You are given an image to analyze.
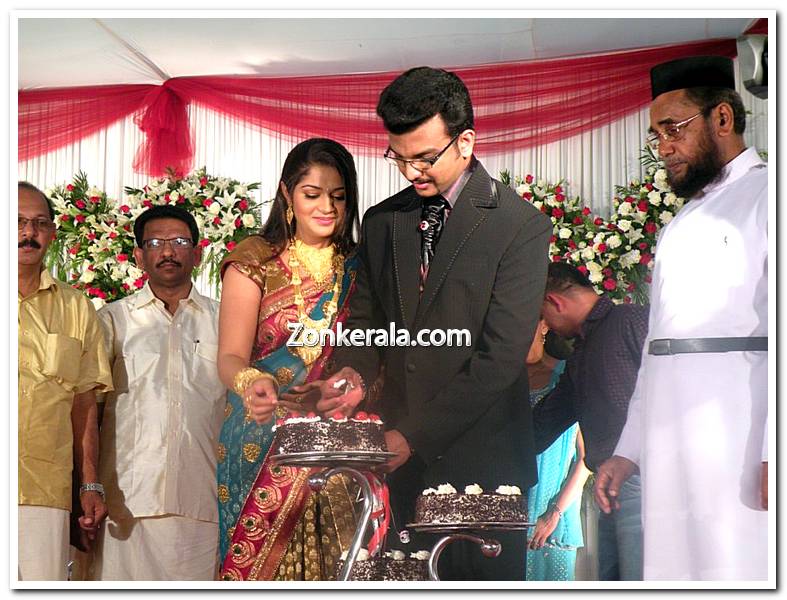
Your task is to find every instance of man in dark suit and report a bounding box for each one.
[309,67,551,579]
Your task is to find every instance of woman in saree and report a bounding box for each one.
[216,138,362,580]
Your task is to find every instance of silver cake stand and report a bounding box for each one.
[272,450,397,581]
[407,522,533,581]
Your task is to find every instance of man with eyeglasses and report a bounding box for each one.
[595,56,768,580]
[310,66,552,580]
[90,205,226,580]
[18,182,113,580]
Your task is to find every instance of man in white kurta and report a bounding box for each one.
[594,56,768,581]
[91,206,227,580]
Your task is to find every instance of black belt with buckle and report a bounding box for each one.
[648,337,768,356]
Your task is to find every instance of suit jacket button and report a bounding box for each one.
[407,363,416,373]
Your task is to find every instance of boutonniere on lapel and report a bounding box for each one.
[419,220,430,231]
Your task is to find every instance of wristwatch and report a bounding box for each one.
[79,482,105,500]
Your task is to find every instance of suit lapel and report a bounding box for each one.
[392,191,422,331]
[415,165,497,327]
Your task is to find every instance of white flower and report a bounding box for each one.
[532,200,543,210]
[648,190,662,206]
[79,269,96,283]
[626,228,644,244]
[659,211,673,225]
[588,270,603,284]
[169,190,180,201]
[581,247,595,260]
[515,184,531,196]
[570,251,580,262]
[242,214,256,228]
[653,169,670,191]
[464,484,483,495]
[578,241,587,249]
[411,550,431,561]
[390,550,405,561]
[618,202,633,216]
[586,261,602,273]
[90,297,106,311]
[127,265,144,280]
[357,549,370,561]
[619,249,642,268]
[606,235,622,249]
[550,217,557,225]
[617,219,631,232]
[208,201,222,215]
[233,184,248,197]
[537,179,546,188]
[495,485,522,496]
[436,483,457,495]
[675,197,685,209]
[558,227,572,239]
[663,192,677,207]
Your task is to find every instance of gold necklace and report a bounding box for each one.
[288,240,344,365]
[292,239,335,288]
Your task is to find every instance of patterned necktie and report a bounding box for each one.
[420,195,450,287]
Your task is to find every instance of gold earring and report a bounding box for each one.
[541,332,547,346]
[286,205,294,227]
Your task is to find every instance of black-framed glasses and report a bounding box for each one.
[141,237,194,250]
[18,217,54,231]
[383,134,460,171]
[646,111,705,150]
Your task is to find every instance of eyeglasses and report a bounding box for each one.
[18,217,54,231]
[646,111,705,150]
[383,134,460,171]
[141,237,195,250]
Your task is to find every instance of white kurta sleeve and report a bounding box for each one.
[761,415,768,462]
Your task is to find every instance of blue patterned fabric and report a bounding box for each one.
[526,361,585,581]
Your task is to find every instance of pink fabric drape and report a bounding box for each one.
[18,38,737,177]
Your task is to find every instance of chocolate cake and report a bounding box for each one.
[413,484,528,524]
[335,549,430,581]
[274,411,387,454]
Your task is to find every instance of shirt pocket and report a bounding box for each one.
[41,333,83,391]
[191,341,224,397]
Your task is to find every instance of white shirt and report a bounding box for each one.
[615,147,768,580]
[98,283,226,523]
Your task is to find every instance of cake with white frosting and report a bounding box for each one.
[413,483,528,524]
[274,411,386,454]
[335,548,430,581]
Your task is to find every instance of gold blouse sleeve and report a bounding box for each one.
[219,235,277,292]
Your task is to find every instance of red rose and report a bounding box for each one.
[552,208,564,218]
[123,224,131,232]
[199,239,210,248]
[72,274,79,281]
[594,217,604,226]
[549,235,557,243]
[525,174,533,184]
[60,214,71,223]
[552,255,562,262]
[645,183,654,191]
[568,240,577,249]
[86,232,96,240]
[90,196,100,204]
[122,283,130,290]
[238,199,249,211]
[226,241,237,252]
[577,265,588,275]
[176,197,185,204]
[523,192,533,200]
[117,254,128,262]
[603,278,616,291]
[573,216,582,225]
[638,242,649,250]
[213,216,221,225]
[607,223,617,230]
[97,290,108,300]
[625,196,635,204]
[235,218,242,228]
[68,246,79,255]
[644,222,657,234]
[119,205,130,213]
[624,296,632,304]
[637,200,648,212]
[597,243,607,253]
[627,283,636,292]
[602,267,612,277]
[66,184,74,192]
[639,253,652,265]
[142,200,153,209]
[555,194,565,203]
[109,232,118,239]
[133,278,145,289]
[199,177,208,186]
[75,214,86,223]
[555,185,563,194]
[203,199,213,208]
[582,207,591,216]
[75,199,86,209]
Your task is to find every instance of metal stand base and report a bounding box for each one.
[427,534,502,581]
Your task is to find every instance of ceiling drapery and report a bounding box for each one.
[19,38,737,177]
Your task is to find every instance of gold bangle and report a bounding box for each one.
[233,367,279,397]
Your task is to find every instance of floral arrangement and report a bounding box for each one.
[500,147,684,304]
[46,168,262,306]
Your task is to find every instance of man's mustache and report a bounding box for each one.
[19,239,41,249]
[156,259,181,268]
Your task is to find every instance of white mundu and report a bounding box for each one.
[92,283,227,580]
[615,147,768,581]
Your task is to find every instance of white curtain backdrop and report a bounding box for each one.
[18,61,768,300]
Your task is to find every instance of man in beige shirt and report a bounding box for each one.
[18,182,113,581]
[92,205,226,580]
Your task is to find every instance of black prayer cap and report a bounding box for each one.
[650,55,736,100]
